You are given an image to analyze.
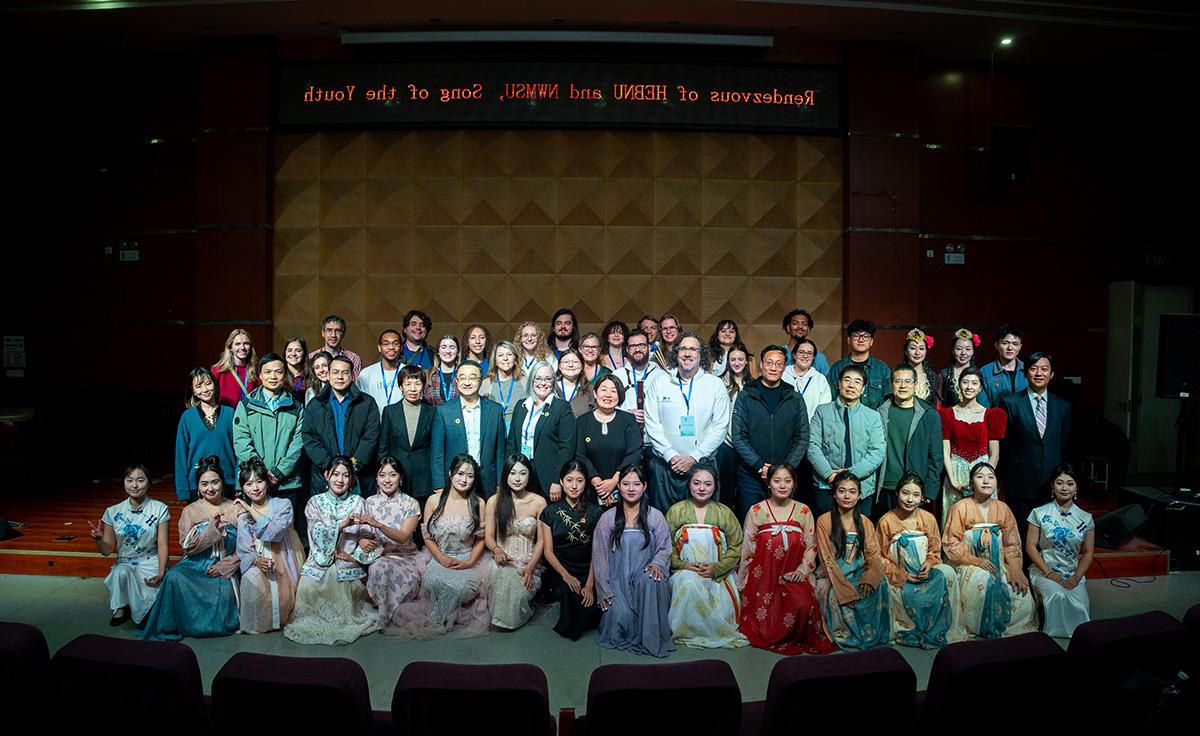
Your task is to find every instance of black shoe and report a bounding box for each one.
[109,607,130,627]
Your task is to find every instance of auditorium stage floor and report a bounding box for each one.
[2,571,1198,712]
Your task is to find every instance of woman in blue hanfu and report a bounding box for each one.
[876,472,964,648]
[944,463,1037,639]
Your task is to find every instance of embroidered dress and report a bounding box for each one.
[142,500,241,641]
[737,501,836,655]
[877,509,964,648]
[363,491,429,630]
[487,516,543,630]
[101,498,170,623]
[814,514,891,651]
[284,492,380,645]
[541,499,602,640]
[237,497,305,634]
[1028,501,1094,637]
[666,501,747,649]
[420,513,490,637]
[944,498,1037,639]
[593,506,675,657]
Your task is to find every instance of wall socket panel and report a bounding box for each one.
[944,253,965,265]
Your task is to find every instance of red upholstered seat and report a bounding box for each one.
[0,621,50,712]
[212,652,375,731]
[585,660,741,736]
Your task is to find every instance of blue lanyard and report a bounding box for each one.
[629,364,649,390]
[230,365,251,398]
[523,355,536,371]
[801,374,814,395]
[381,363,399,406]
[440,370,454,402]
[677,375,694,415]
[560,379,578,402]
[523,398,547,442]
[497,377,514,413]
[405,345,427,367]
[609,348,625,369]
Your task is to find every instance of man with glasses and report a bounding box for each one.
[615,329,661,464]
[981,324,1027,407]
[644,332,730,511]
[652,313,682,370]
[873,364,943,519]
[782,308,830,375]
[310,314,363,381]
[303,355,379,494]
[808,363,885,515]
[357,329,406,417]
[826,318,891,409]
[731,345,811,519]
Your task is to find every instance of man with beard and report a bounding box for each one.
[781,308,830,376]
[644,332,730,511]
[357,328,405,417]
[615,329,663,465]
[400,309,434,370]
[547,308,580,362]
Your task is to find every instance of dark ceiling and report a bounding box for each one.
[2,0,1198,67]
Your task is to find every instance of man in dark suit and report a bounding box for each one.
[302,355,380,494]
[875,365,944,519]
[430,361,506,498]
[999,352,1072,539]
[380,365,437,508]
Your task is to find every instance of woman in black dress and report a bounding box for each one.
[538,459,602,640]
[576,374,642,507]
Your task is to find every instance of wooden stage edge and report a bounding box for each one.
[0,485,1175,580]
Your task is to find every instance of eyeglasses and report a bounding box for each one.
[794,350,815,358]
[627,343,648,349]
[850,332,872,340]
[532,377,554,384]
[892,378,915,386]
[677,347,700,354]
[323,327,346,334]
[581,344,600,350]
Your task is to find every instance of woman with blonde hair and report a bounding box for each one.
[515,320,554,373]
[212,328,260,407]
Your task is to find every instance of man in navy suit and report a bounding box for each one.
[999,352,1072,539]
[431,360,506,498]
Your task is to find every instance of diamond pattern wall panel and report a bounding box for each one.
[274,131,843,358]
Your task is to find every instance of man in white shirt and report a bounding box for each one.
[356,329,405,417]
[644,332,730,511]
[616,329,662,467]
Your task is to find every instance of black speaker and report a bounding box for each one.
[1095,504,1147,549]
[1161,496,1200,570]
[1156,314,1200,399]
[986,124,1033,189]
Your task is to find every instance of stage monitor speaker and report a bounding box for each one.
[1156,313,1200,399]
[1162,496,1200,570]
[1095,504,1146,549]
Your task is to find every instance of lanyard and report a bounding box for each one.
[609,348,625,369]
[523,355,536,371]
[801,374,814,395]
[497,377,514,413]
[230,365,251,398]
[677,374,695,415]
[560,379,578,402]
[628,364,650,390]
[440,370,454,402]
[380,363,399,406]
[523,398,547,442]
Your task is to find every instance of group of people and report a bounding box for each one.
[92,308,1094,656]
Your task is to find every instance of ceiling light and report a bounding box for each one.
[999,37,1014,46]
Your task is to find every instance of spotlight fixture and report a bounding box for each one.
[999,37,1014,46]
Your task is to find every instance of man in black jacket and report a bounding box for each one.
[303,355,380,494]
[731,345,811,520]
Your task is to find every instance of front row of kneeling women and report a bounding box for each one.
[95,456,1092,653]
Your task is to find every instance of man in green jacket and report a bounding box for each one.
[233,353,307,535]
[874,364,944,520]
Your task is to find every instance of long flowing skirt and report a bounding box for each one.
[284,568,379,645]
[365,549,430,630]
[1030,568,1090,637]
[105,557,160,623]
[886,532,964,648]
[239,530,306,634]
[596,536,674,658]
[941,454,986,529]
[816,565,891,651]
[668,524,747,649]
[955,525,1037,639]
[142,554,239,641]
[419,556,490,637]
[488,555,542,631]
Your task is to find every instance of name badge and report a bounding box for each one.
[521,441,534,457]
[679,415,696,437]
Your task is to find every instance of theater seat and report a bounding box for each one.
[918,633,1071,728]
[742,648,915,736]
[1068,610,1192,728]
[50,633,210,735]
[392,661,554,736]
[1182,602,1200,635]
[584,660,741,736]
[0,621,50,712]
[212,652,377,732]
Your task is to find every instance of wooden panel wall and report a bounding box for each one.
[273,130,844,359]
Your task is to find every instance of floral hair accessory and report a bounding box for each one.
[907,328,932,349]
[954,328,981,348]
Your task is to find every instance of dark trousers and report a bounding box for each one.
[275,488,309,545]
[716,443,738,508]
[648,454,691,513]
[1008,496,1038,543]
[735,466,768,524]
